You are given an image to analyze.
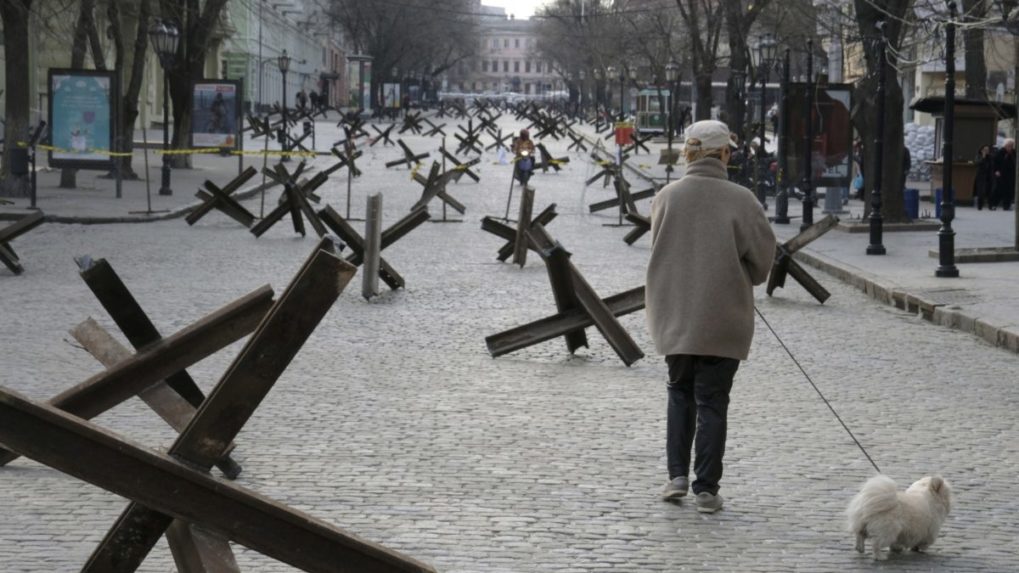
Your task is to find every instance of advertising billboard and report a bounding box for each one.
[48,69,116,169]
[785,83,853,188]
[191,80,241,149]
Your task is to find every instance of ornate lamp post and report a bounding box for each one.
[578,69,586,114]
[593,67,603,114]
[867,22,888,255]
[936,1,960,277]
[752,33,777,209]
[665,61,680,183]
[606,65,619,120]
[278,49,291,162]
[149,19,179,196]
[775,48,792,224]
[802,37,816,230]
[996,0,1019,250]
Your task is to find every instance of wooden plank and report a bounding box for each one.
[0,243,23,274]
[513,187,535,267]
[78,258,210,408]
[166,521,240,573]
[783,214,838,254]
[495,204,557,262]
[319,204,366,258]
[191,188,256,228]
[0,387,437,573]
[486,286,645,357]
[0,285,274,468]
[83,240,357,572]
[527,231,588,354]
[185,167,257,226]
[766,252,790,295]
[363,193,383,299]
[786,258,831,304]
[380,207,430,251]
[623,213,650,246]
[0,211,45,243]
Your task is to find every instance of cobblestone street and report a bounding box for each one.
[1,120,1017,572]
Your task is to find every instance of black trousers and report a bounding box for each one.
[666,354,740,495]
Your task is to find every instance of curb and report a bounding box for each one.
[793,249,1019,355]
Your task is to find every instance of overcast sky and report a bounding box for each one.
[482,0,551,19]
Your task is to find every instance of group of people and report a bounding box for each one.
[295,89,324,113]
[973,139,1016,211]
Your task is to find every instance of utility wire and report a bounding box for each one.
[754,306,883,475]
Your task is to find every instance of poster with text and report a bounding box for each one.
[785,83,853,188]
[382,83,401,109]
[191,80,241,149]
[362,61,372,112]
[48,69,115,169]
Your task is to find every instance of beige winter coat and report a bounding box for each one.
[645,158,776,360]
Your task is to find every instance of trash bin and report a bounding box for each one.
[934,188,942,219]
[904,188,919,219]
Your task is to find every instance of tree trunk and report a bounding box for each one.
[962,0,987,99]
[106,0,150,179]
[0,1,32,197]
[60,0,96,189]
[853,0,909,222]
[694,72,713,120]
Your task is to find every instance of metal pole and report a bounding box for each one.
[666,84,674,183]
[756,44,767,209]
[867,24,887,255]
[802,38,815,230]
[159,65,172,195]
[258,0,263,112]
[281,69,289,162]
[775,48,791,224]
[936,1,960,277]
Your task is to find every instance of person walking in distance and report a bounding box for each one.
[646,120,776,513]
[992,138,1016,210]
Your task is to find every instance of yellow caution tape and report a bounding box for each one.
[410,162,422,180]
[21,141,315,159]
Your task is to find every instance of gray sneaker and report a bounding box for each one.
[695,491,724,513]
[661,476,689,500]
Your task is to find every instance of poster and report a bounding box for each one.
[191,80,241,149]
[382,83,401,109]
[48,69,115,169]
[361,61,372,113]
[785,83,853,187]
[347,61,362,108]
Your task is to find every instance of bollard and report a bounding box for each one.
[822,186,847,215]
[362,193,383,300]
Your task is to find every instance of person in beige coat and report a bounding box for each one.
[646,120,776,513]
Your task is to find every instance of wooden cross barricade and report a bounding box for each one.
[440,146,481,183]
[0,211,44,275]
[480,197,559,267]
[0,240,437,572]
[588,173,657,215]
[251,162,328,238]
[0,255,265,479]
[370,123,396,147]
[623,211,651,245]
[423,118,448,137]
[767,214,839,304]
[484,223,645,366]
[485,128,513,153]
[624,131,653,155]
[454,120,484,155]
[533,143,569,173]
[398,111,425,135]
[566,130,588,152]
[411,161,467,218]
[186,166,258,227]
[319,204,430,293]
[385,139,430,169]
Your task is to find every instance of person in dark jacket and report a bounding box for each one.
[973,145,994,210]
[992,138,1016,210]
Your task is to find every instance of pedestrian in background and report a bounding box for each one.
[974,144,994,210]
[993,138,1016,210]
[646,120,776,514]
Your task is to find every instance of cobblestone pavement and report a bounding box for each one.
[1,118,1017,572]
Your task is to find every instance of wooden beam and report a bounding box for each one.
[0,387,437,573]
[783,214,838,254]
[513,187,535,268]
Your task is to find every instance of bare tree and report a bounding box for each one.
[722,0,773,141]
[961,0,988,98]
[674,0,725,120]
[107,0,153,179]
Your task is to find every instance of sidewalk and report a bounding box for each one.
[4,113,1019,356]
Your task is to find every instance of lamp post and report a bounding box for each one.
[753,33,777,210]
[867,22,888,255]
[606,66,618,120]
[278,49,291,162]
[996,0,1019,251]
[665,61,680,183]
[149,18,179,196]
[936,1,960,277]
[594,67,604,117]
[775,48,792,224]
[578,69,586,115]
[801,37,816,230]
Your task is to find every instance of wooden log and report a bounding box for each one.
[786,257,831,304]
[0,387,437,573]
[0,210,44,244]
[83,239,357,572]
[486,287,645,357]
[185,166,257,226]
[623,213,651,245]
[537,242,588,354]
[363,193,383,299]
[513,186,535,268]
[783,214,838,254]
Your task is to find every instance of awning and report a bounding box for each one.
[909,96,1017,119]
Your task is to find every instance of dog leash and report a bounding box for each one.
[755,306,883,474]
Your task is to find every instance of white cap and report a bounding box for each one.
[685,120,738,150]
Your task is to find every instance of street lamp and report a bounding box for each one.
[578,69,586,115]
[149,18,179,196]
[606,66,617,119]
[752,33,777,209]
[593,67,604,115]
[867,22,888,255]
[278,49,291,162]
[936,1,960,276]
[665,60,680,183]
[626,65,637,121]
[801,37,816,230]
[994,0,1019,251]
[775,48,792,224]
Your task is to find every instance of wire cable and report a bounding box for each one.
[754,306,883,474]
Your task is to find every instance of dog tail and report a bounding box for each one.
[846,474,899,533]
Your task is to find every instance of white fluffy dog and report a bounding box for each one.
[846,474,952,560]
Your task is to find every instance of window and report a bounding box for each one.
[504,38,509,48]
[483,61,489,73]
[492,60,498,72]
[525,61,531,74]
[491,39,497,49]
[503,60,509,73]
[515,38,520,48]
[534,62,541,74]
[514,60,520,73]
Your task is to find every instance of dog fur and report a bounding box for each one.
[846,474,952,560]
